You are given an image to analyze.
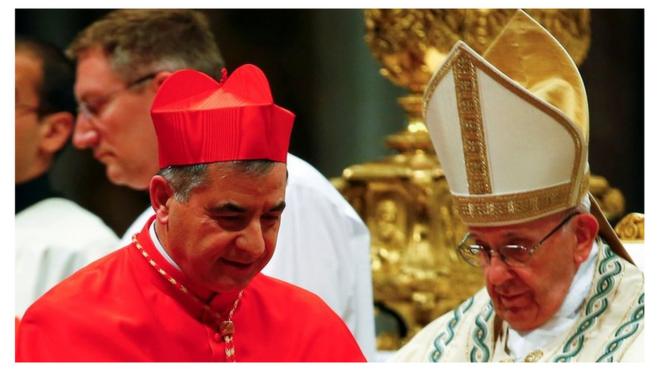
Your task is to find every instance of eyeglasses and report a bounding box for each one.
[456,211,580,268]
[76,72,157,122]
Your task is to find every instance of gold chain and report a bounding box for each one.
[132,235,243,361]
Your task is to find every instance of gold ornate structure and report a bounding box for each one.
[590,175,626,221]
[614,213,644,270]
[333,9,627,351]
[615,213,644,241]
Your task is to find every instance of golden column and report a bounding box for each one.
[333,9,625,350]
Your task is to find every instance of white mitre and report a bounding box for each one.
[423,10,631,262]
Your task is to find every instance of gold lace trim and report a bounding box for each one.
[453,52,492,194]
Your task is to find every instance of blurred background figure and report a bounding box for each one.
[15,37,118,317]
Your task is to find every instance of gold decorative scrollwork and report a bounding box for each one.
[615,213,644,241]
[590,175,626,221]
[364,9,590,93]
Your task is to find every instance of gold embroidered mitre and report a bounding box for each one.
[423,9,590,226]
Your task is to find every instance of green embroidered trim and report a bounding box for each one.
[596,293,644,362]
[430,296,475,362]
[470,301,494,362]
[554,245,622,362]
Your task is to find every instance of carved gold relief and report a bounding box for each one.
[336,155,484,349]
[589,175,626,221]
[364,9,590,93]
[615,213,644,241]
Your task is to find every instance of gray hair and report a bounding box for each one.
[158,160,278,202]
[66,9,224,82]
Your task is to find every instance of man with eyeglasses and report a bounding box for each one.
[15,37,118,317]
[64,9,375,358]
[391,10,643,362]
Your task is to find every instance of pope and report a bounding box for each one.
[391,10,643,362]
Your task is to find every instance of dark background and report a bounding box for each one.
[15,9,644,236]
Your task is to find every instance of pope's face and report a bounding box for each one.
[469,211,581,331]
[73,47,159,190]
[164,163,286,292]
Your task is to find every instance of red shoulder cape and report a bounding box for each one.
[17,217,365,362]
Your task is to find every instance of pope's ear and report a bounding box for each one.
[149,175,174,224]
[573,212,599,265]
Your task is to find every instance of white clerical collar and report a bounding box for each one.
[149,219,182,271]
[506,239,599,361]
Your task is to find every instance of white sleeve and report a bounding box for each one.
[119,207,155,247]
[261,165,376,359]
[15,199,119,316]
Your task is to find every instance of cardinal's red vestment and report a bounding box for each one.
[17,217,366,362]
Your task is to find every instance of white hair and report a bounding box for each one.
[577,193,591,213]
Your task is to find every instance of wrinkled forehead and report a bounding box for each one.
[200,166,287,212]
[467,210,567,241]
